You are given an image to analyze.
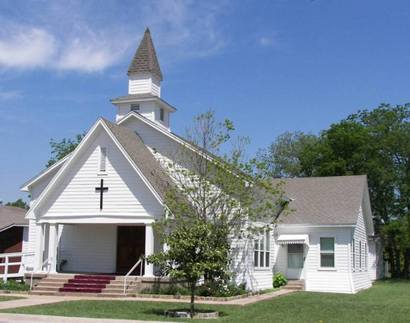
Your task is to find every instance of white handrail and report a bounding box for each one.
[123,256,144,295]
[0,252,34,283]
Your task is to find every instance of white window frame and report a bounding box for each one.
[254,231,270,269]
[319,237,335,269]
[99,147,107,172]
[364,241,367,271]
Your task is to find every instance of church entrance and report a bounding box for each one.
[116,226,145,275]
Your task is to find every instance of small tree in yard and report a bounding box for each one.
[147,111,287,317]
[148,218,229,316]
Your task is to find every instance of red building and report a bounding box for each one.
[0,205,28,274]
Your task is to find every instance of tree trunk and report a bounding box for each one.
[394,248,401,277]
[403,248,410,279]
[387,246,396,277]
[190,282,196,318]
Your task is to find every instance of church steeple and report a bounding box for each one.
[112,28,175,128]
[128,28,163,81]
[127,28,162,97]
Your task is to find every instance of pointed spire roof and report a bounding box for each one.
[127,28,163,81]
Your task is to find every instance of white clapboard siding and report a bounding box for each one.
[275,226,353,293]
[29,168,61,208]
[24,219,38,269]
[230,233,274,291]
[351,206,372,292]
[38,128,163,218]
[128,74,160,97]
[59,224,117,273]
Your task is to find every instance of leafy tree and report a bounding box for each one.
[148,111,287,316]
[259,103,410,277]
[5,198,28,209]
[257,131,318,177]
[46,133,85,167]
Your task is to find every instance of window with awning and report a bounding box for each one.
[277,234,309,245]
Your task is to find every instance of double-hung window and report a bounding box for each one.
[320,237,335,268]
[254,231,270,268]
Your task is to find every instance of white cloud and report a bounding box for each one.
[0,1,229,73]
[0,24,127,73]
[141,0,227,60]
[0,27,56,69]
[56,30,129,72]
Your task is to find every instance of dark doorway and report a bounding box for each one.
[0,226,23,274]
[116,226,145,275]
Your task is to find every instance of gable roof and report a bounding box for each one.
[128,28,163,81]
[20,154,71,192]
[26,117,178,218]
[0,205,28,232]
[102,118,175,200]
[274,175,368,226]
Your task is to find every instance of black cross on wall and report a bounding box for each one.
[95,179,108,210]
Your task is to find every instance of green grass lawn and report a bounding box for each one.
[2,280,410,322]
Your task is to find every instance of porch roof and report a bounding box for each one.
[277,234,309,245]
[0,205,28,232]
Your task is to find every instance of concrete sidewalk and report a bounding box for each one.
[0,313,166,323]
[0,288,295,311]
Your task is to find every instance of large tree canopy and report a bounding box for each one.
[259,103,410,277]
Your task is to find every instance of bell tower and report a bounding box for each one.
[127,28,163,97]
[111,28,175,129]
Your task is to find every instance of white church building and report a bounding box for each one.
[19,29,382,295]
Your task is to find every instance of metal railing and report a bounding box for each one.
[0,252,34,283]
[123,256,144,295]
[28,256,52,290]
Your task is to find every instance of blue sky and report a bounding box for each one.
[1,0,410,202]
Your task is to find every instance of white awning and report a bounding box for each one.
[277,234,309,245]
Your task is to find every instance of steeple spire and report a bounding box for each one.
[127,28,163,81]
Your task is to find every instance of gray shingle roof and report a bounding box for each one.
[274,175,367,225]
[102,118,174,200]
[0,206,28,231]
[128,28,163,81]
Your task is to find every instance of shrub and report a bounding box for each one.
[0,280,29,291]
[141,281,247,297]
[196,281,247,297]
[140,284,190,296]
[273,272,287,288]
